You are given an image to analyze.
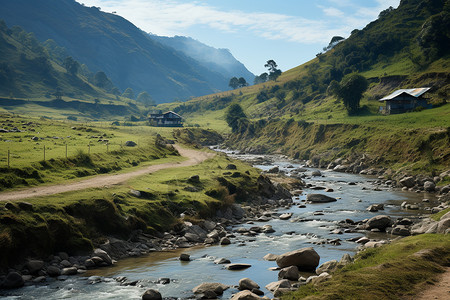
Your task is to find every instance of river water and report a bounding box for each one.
[2,154,438,299]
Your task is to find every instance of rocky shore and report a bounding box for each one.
[1,151,449,299]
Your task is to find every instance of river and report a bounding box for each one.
[1,153,437,299]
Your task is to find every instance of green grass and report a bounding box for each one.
[0,113,187,190]
[283,234,450,300]
[431,207,450,221]
[0,151,262,269]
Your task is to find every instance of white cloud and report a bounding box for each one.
[78,0,399,45]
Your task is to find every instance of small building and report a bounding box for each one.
[148,110,183,127]
[379,87,431,114]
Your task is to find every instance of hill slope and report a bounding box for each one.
[0,21,142,119]
[0,0,250,102]
[157,0,450,174]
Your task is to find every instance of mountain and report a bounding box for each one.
[150,35,254,85]
[0,21,142,118]
[0,0,252,103]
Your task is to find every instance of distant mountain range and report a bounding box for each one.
[0,0,254,103]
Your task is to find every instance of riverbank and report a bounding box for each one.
[2,149,449,299]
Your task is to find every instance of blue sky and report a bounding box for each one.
[78,0,400,75]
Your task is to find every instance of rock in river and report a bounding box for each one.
[276,247,320,271]
[306,194,337,203]
[226,263,252,270]
[238,278,260,291]
[231,290,262,300]
[142,289,162,300]
[193,282,228,295]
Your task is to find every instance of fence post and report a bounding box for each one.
[65,143,68,159]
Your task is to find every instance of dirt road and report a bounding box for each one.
[412,267,450,300]
[0,145,215,201]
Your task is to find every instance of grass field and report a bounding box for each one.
[0,113,185,191]
[283,234,450,300]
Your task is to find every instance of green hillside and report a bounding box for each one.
[157,0,450,174]
[0,20,149,120]
[0,0,253,103]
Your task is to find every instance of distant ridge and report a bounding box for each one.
[0,0,253,103]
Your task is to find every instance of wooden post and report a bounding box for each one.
[88,143,90,155]
[65,143,68,159]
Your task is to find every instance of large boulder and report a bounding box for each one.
[26,259,44,274]
[399,176,415,188]
[192,282,228,295]
[423,181,436,192]
[366,215,393,231]
[46,266,61,277]
[142,289,162,300]
[1,272,24,289]
[238,278,260,291]
[306,194,337,203]
[231,290,262,300]
[94,248,113,265]
[276,247,320,271]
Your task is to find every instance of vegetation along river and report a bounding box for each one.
[2,152,437,299]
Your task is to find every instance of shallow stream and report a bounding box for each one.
[3,154,438,299]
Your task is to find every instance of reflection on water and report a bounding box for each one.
[3,157,438,299]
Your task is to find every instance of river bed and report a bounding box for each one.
[2,153,438,299]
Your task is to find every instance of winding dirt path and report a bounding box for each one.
[412,267,450,300]
[0,145,215,202]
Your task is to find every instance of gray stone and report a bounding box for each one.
[423,181,435,192]
[311,170,322,177]
[192,282,228,295]
[399,176,415,188]
[306,194,337,203]
[46,266,61,277]
[1,272,24,289]
[61,267,78,276]
[26,260,44,274]
[263,253,278,261]
[142,289,162,300]
[238,278,260,291]
[279,213,293,220]
[276,247,320,271]
[94,248,113,265]
[265,279,291,292]
[316,260,338,275]
[220,237,231,245]
[214,258,231,264]
[179,253,191,261]
[278,266,300,281]
[226,263,252,270]
[366,215,392,231]
[231,290,262,300]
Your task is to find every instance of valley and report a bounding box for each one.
[0,0,449,299]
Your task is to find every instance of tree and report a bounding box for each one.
[122,87,135,99]
[238,77,248,88]
[93,71,109,88]
[225,103,248,133]
[332,74,368,114]
[264,60,282,81]
[137,91,155,106]
[63,56,79,76]
[254,72,268,84]
[229,77,239,89]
